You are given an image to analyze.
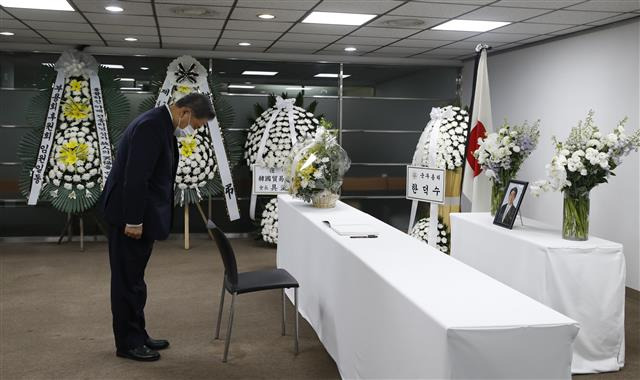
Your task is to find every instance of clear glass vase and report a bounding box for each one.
[562,191,590,241]
[491,182,506,216]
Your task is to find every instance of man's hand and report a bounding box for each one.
[124,225,143,239]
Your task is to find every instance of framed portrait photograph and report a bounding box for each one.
[493,180,528,230]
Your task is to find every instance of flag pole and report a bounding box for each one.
[459,43,491,209]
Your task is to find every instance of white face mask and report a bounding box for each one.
[173,112,196,138]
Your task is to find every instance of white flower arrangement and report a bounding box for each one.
[417,106,469,170]
[409,217,450,253]
[245,96,321,243]
[286,127,350,203]
[260,198,278,244]
[46,76,102,201]
[245,105,320,168]
[531,110,640,196]
[475,120,540,182]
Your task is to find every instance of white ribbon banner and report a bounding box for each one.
[156,56,240,221]
[27,71,66,205]
[408,106,454,249]
[250,96,297,220]
[89,73,112,188]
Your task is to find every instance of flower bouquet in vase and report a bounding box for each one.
[287,127,350,208]
[531,111,640,240]
[475,120,540,215]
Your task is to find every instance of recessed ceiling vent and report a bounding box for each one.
[172,7,218,17]
[382,18,426,27]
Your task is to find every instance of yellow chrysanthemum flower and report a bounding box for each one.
[296,154,316,180]
[176,85,193,94]
[179,135,197,157]
[62,100,92,121]
[59,140,89,166]
[69,79,83,92]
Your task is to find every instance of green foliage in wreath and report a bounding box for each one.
[17,68,129,214]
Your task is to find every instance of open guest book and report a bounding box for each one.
[323,221,379,238]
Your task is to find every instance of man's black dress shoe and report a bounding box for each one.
[116,345,160,361]
[145,337,170,350]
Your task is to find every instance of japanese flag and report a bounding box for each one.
[462,46,493,212]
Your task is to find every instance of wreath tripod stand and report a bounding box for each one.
[57,211,108,251]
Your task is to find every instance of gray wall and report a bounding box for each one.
[462,20,640,290]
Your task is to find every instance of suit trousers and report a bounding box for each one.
[108,224,154,351]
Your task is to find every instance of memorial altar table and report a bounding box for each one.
[277,195,579,379]
[450,212,625,374]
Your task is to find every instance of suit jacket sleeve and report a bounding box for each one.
[122,120,163,225]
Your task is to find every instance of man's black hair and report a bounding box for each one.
[509,187,518,196]
[175,93,215,120]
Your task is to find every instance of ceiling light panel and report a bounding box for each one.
[105,6,124,13]
[1,8,82,22]
[242,71,278,76]
[228,84,255,89]
[101,64,124,69]
[314,73,351,78]
[302,11,377,26]
[0,0,74,11]
[432,19,511,32]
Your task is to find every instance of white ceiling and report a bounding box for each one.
[0,0,638,62]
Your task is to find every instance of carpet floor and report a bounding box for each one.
[0,239,637,380]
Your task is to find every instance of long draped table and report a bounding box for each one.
[450,212,626,374]
[277,195,579,379]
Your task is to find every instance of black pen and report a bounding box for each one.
[350,235,378,239]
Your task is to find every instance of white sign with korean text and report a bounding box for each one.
[406,166,446,204]
[253,165,289,195]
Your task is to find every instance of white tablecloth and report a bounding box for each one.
[450,212,625,374]
[277,195,579,379]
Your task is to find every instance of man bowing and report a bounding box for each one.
[103,93,214,361]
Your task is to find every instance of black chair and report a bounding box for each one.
[207,221,300,362]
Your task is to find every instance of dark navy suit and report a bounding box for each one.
[103,106,178,350]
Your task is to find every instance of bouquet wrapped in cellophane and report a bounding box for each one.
[286,127,350,208]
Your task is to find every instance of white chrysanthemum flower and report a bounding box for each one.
[409,217,450,254]
[245,102,320,169]
[260,198,279,244]
[416,106,469,170]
